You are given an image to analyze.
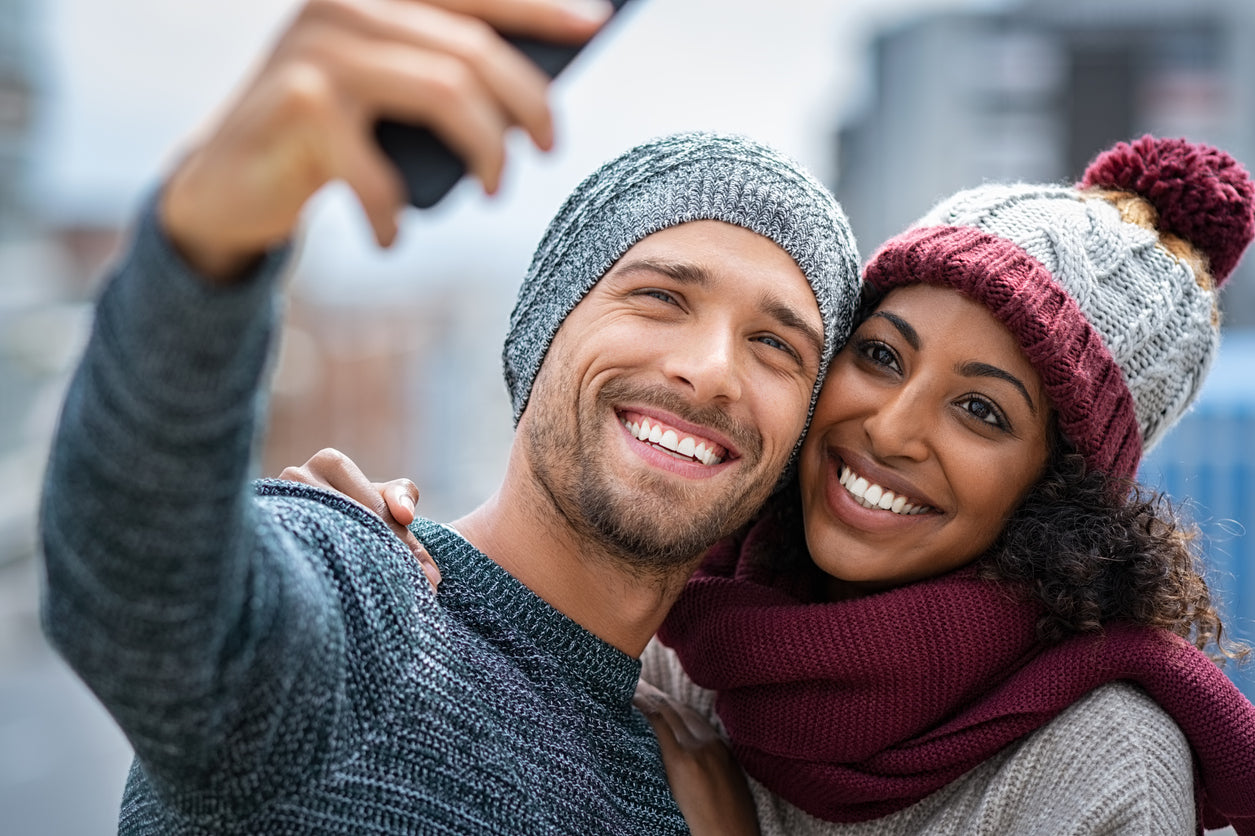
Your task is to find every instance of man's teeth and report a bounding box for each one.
[623,417,725,465]
[839,465,932,515]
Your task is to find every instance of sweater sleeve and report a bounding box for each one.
[38,192,349,810]
[640,637,722,728]
[974,681,1196,836]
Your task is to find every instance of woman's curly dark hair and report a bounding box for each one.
[980,428,1249,662]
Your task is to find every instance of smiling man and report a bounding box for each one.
[37,1,859,833]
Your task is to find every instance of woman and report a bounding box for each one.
[641,135,1255,835]
[285,136,1255,834]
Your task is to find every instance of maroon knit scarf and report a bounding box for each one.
[657,512,1255,834]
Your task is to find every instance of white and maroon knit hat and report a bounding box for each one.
[863,136,1255,480]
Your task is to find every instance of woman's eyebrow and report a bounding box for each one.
[959,361,1038,414]
[869,310,919,350]
[871,309,1038,413]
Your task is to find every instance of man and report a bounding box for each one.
[38,0,860,832]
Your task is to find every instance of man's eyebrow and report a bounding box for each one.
[959,361,1039,415]
[869,310,920,350]
[613,259,711,286]
[614,259,823,357]
[761,295,824,359]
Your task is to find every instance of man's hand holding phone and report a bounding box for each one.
[159,0,616,283]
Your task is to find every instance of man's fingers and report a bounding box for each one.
[416,0,613,45]
[337,122,407,246]
[312,0,555,152]
[160,0,612,276]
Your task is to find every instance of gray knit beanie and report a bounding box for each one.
[502,131,861,456]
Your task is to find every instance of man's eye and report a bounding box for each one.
[756,334,792,354]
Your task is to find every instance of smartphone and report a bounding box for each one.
[375,0,636,209]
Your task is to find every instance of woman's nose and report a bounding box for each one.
[864,386,931,462]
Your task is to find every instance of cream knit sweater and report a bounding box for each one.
[642,640,1197,836]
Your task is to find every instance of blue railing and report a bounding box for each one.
[1139,329,1255,700]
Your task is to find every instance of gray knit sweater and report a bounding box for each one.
[39,199,689,835]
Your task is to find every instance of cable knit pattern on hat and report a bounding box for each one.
[502,131,861,462]
[863,136,1255,478]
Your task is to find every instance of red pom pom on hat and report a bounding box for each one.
[1080,135,1255,285]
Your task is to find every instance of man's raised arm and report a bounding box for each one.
[38,0,608,803]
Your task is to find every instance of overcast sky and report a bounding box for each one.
[27,0,987,293]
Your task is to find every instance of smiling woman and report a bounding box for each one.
[649,135,1255,836]
[799,284,1052,596]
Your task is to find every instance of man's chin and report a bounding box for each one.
[575,482,760,572]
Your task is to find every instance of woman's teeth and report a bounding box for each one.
[839,465,932,515]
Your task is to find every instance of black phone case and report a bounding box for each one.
[375,0,634,208]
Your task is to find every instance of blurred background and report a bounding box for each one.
[2,0,1254,832]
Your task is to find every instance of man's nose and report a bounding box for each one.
[662,325,744,404]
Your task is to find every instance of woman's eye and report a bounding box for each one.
[642,289,678,305]
[958,396,1007,430]
[858,340,900,372]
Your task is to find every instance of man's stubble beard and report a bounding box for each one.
[523,373,778,576]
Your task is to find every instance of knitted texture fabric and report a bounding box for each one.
[642,644,1196,835]
[1081,136,1255,283]
[503,131,861,451]
[862,135,1255,479]
[656,511,1255,833]
[39,201,687,835]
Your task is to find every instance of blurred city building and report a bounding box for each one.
[834,0,1255,325]
[0,0,51,569]
[0,2,137,833]
[0,0,35,242]
[262,280,516,524]
[1140,334,1255,698]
